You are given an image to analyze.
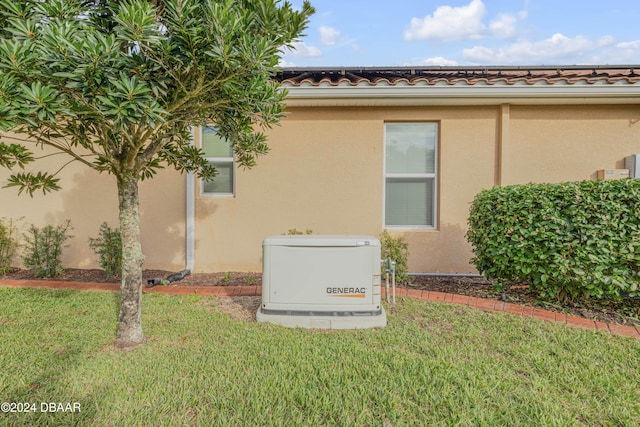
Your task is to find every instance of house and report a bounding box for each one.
[1,66,640,274]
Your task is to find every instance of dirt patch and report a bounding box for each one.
[212,296,261,322]
[2,269,638,327]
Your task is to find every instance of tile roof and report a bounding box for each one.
[275,66,640,87]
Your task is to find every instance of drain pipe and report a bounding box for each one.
[186,169,195,272]
[185,127,196,272]
[144,130,196,288]
[146,269,191,287]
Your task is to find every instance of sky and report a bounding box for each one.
[280,0,640,67]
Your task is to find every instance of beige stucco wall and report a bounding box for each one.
[0,136,186,271]
[193,108,384,272]
[193,106,499,273]
[505,105,640,184]
[193,103,640,273]
[2,103,639,274]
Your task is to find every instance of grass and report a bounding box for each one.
[1,289,639,426]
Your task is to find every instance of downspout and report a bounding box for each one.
[144,129,196,288]
[497,103,510,186]
[185,127,196,272]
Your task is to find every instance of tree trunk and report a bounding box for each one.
[115,174,145,348]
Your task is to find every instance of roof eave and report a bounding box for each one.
[282,83,640,107]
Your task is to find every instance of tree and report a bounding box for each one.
[0,0,314,347]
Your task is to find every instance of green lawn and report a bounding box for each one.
[1,288,639,426]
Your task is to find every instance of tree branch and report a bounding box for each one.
[28,133,96,170]
[50,157,80,178]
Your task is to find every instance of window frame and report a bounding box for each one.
[200,126,235,197]
[383,122,438,229]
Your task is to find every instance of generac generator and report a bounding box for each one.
[256,235,387,329]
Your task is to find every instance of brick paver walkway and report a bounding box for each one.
[1,278,638,339]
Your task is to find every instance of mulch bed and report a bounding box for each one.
[408,275,640,328]
[2,268,639,327]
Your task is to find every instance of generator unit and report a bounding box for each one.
[256,235,387,329]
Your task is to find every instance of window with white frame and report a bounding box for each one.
[201,127,234,195]
[384,123,437,227]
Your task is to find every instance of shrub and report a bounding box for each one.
[467,179,640,301]
[89,222,122,278]
[22,220,73,278]
[380,230,409,283]
[0,217,20,274]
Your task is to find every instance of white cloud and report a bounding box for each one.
[423,56,459,66]
[285,41,322,58]
[278,59,297,67]
[489,13,518,39]
[404,0,528,42]
[594,35,615,48]
[405,0,486,42]
[606,40,640,63]
[617,40,640,49]
[462,33,619,64]
[319,26,340,46]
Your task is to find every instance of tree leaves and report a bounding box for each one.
[113,0,163,49]
[0,0,314,183]
[0,0,315,347]
[19,81,68,122]
[0,143,34,168]
[4,171,61,196]
[0,38,37,74]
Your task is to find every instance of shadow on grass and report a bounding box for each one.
[1,288,123,426]
[5,347,99,425]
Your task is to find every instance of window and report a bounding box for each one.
[201,127,234,195]
[384,123,437,227]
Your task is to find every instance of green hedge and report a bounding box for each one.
[467,179,640,301]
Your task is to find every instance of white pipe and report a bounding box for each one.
[185,128,196,272]
[391,265,396,304]
[385,271,390,304]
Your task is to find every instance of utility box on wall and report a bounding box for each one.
[597,169,630,180]
[625,154,640,178]
[257,235,386,329]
